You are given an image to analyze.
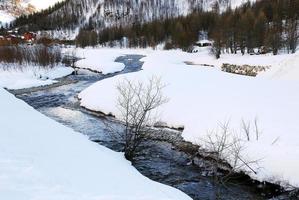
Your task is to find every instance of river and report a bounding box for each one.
[12,54,278,200]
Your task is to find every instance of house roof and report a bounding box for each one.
[196,39,213,44]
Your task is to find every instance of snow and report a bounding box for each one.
[22,0,64,11]
[230,0,255,8]
[0,0,64,25]
[0,87,191,200]
[78,48,299,187]
[203,0,255,12]
[187,48,293,69]
[0,65,73,90]
[0,10,15,24]
[259,53,299,81]
[196,39,213,44]
[74,48,126,74]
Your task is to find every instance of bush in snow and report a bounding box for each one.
[198,121,261,198]
[0,44,62,70]
[108,76,168,160]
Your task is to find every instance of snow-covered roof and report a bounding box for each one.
[196,39,213,44]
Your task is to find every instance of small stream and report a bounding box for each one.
[12,55,279,200]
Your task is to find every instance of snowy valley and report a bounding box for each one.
[1,0,299,200]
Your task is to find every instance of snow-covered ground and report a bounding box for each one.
[0,87,191,200]
[0,10,15,24]
[74,48,127,74]
[78,47,299,188]
[259,53,299,81]
[0,65,73,90]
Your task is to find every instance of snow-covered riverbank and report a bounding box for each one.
[74,48,127,74]
[1,46,298,196]
[78,48,299,188]
[0,65,73,90]
[0,86,191,200]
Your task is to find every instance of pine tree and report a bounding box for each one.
[254,11,267,49]
[285,16,298,53]
[265,14,282,55]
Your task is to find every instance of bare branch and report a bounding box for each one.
[111,76,168,160]
[241,119,251,141]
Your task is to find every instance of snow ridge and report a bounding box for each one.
[0,86,191,200]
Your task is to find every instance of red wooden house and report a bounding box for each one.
[23,32,36,42]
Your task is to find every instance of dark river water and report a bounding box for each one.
[13,55,272,200]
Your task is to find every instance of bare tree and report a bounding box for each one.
[285,16,298,54]
[199,121,260,198]
[113,76,168,160]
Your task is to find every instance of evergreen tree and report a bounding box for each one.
[254,11,267,49]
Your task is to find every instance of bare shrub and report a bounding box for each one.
[242,117,261,141]
[254,117,260,141]
[110,76,168,160]
[33,45,61,68]
[202,122,257,174]
[0,44,61,70]
[241,119,251,141]
[199,121,261,196]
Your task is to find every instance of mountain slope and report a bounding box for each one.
[24,0,64,10]
[11,0,254,39]
[0,10,15,24]
[0,0,63,25]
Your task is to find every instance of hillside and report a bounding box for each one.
[0,0,63,26]
[11,0,254,39]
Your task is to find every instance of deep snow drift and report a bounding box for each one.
[74,48,126,74]
[79,48,299,188]
[0,87,191,200]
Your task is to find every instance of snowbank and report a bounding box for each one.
[259,52,299,81]
[0,65,73,90]
[0,87,191,200]
[187,49,293,70]
[75,48,126,74]
[79,48,299,187]
[187,48,299,81]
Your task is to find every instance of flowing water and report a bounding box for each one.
[13,55,271,200]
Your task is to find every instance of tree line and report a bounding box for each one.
[12,0,78,31]
[211,0,299,58]
[0,45,62,69]
[11,0,207,34]
[76,12,214,50]
[76,0,298,57]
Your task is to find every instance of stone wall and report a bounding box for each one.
[222,63,270,77]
